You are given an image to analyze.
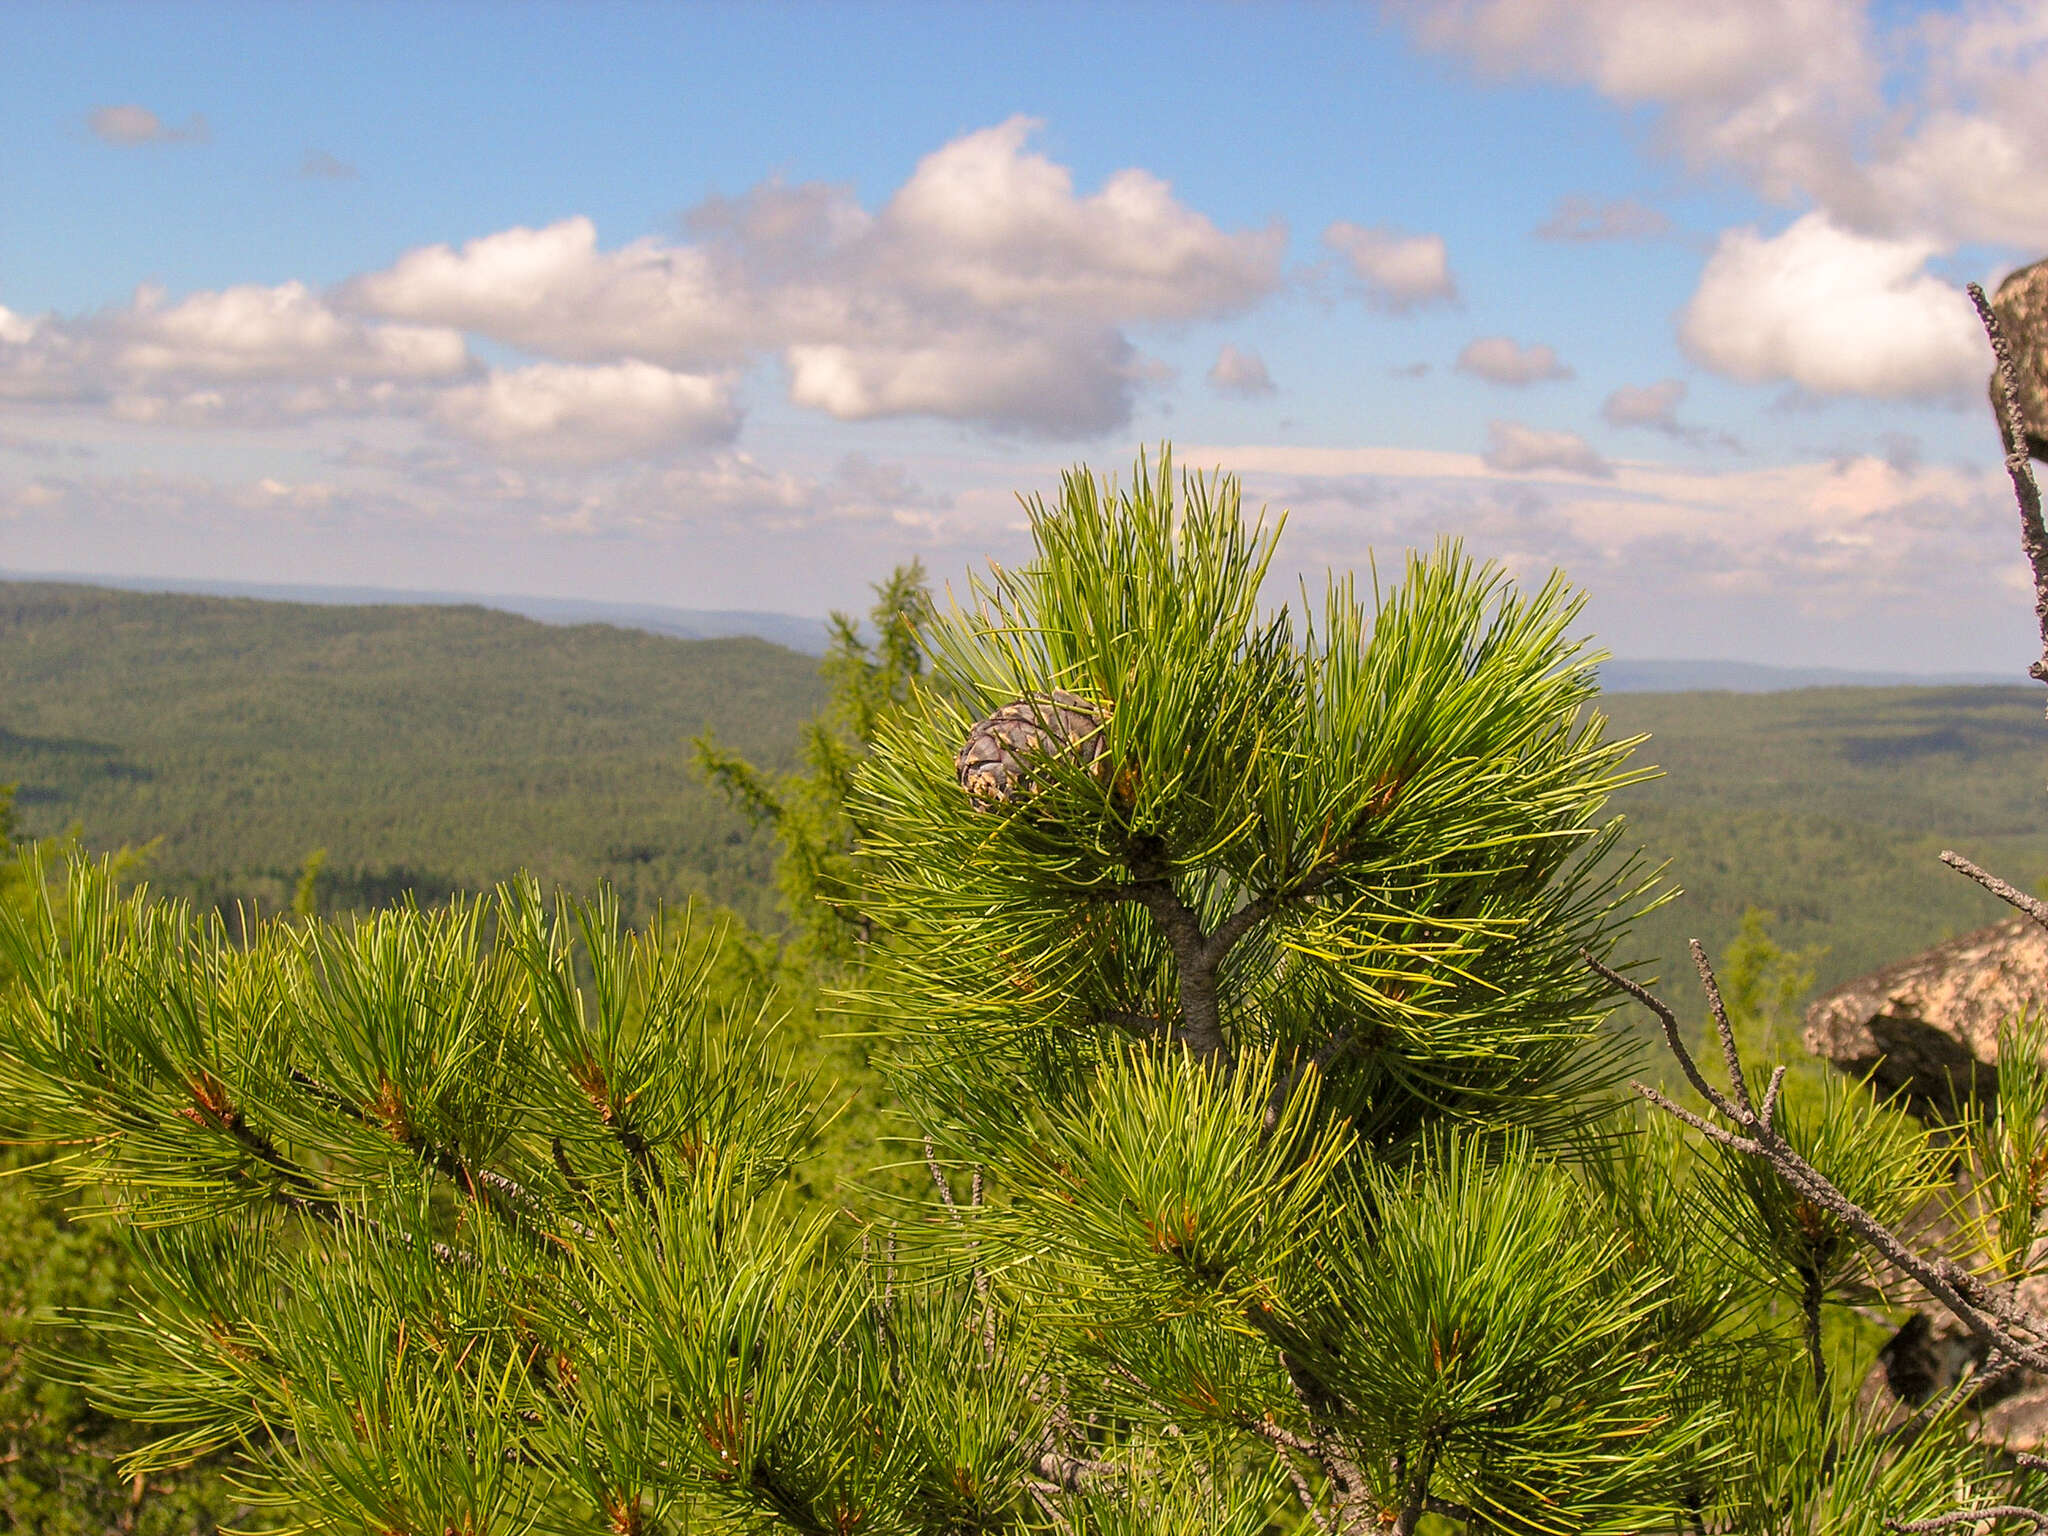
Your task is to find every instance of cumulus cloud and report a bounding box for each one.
[1482,420,1612,477]
[1390,2,1878,206]
[1602,379,1687,431]
[1534,194,1672,242]
[0,277,472,438]
[1394,1,2048,250]
[435,362,739,463]
[1321,222,1458,311]
[1678,213,1982,399]
[347,117,1284,435]
[1456,336,1574,386]
[1390,4,2048,409]
[1207,344,1276,397]
[300,150,358,181]
[117,281,469,381]
[88,105,209,145]
[4,119,1302,458]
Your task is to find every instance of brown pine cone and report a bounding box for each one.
[955,692,1109,808]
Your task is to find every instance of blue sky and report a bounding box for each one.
[3,1,2044,669]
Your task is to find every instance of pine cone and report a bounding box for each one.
[955,692,1108,808]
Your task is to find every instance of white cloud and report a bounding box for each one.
[783,330,1143,437]
[1391,1,1877,206]
[1321,222,1458,311]
[1678,213,1982,399]
[1391,3,2048,409]
[1602,379,1687,431]
[344,216,738,363]
[877,118,1282,318]
[88,105,210,145]
[1393,1,2048,250]
[1534,194,1672,242]
[1456,336,1573,386]
[1207,344,1276,397]
[347,118,1284,435]
[435,362,739,463]
[1482,421,1611,478]
[117,281,470,381]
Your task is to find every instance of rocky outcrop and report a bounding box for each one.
[1802,915,2048,1121]
[1865,1285,2048,1453]
[1805,915,2048,1445]
[1991,258,2048,464]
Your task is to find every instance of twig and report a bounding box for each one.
[287,1069,594,1243]
[925,1135,993,1321]
[1968,283,2048,690]
[1940,850,2048,932]
[1262,1027,1358,1141]
[1203,859,1348,970]
[1889,1509,2048,1533]
[925,1135,960,1223]
[1601,939,2048,1534]
[1590,947,2048,1375]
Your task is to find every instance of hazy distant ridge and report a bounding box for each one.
[1,571,2013,689]
[1597,659,2013,692]
[0,570,834,654]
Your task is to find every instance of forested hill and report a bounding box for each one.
[1603,685,2048,993]
[0,581,828,929]
[4,576,2046,993]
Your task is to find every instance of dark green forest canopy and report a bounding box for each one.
[3,578,2042,990]
[0,582,828,929]
[1605,685,2048,991]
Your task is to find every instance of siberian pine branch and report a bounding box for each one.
[1108,848,1350,1062]
[286,1067,590,1244]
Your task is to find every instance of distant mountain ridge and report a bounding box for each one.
[0,571,2015,690]
[1597,659,2013,693]
[0,569,834,654]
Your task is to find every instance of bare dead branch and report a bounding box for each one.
[1941,849,2048,931]
[1284,1459,1335,1535]
[925,1134,961,1224]
[1589,949,2048,1375]
[1889,1508,2048,1533]
[1692,939,1755,1110]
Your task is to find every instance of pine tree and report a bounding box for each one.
[695,563,933,963]
[7,412,2048,1533]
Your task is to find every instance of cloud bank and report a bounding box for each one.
[347,117,1285,437]
[2,118,1290,457]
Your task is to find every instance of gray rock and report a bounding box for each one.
[1806,916,2048,1446]
[1990,258,2048,464]
[1802,915,2044,1122]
